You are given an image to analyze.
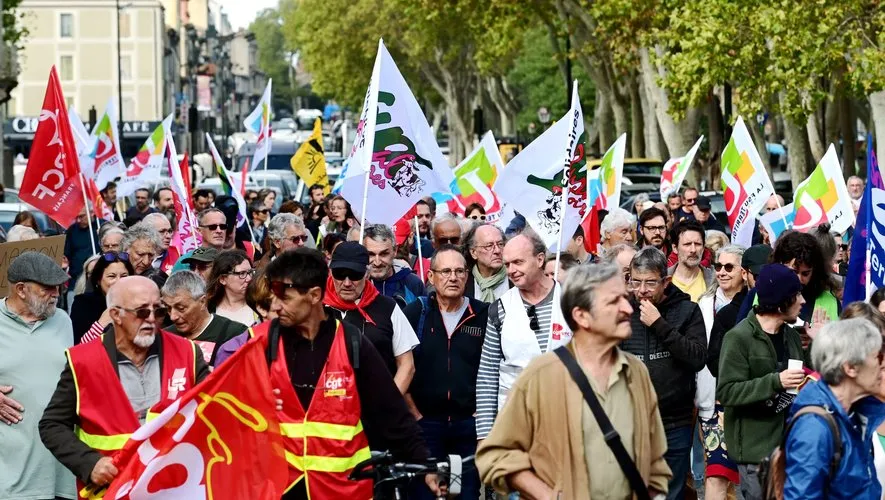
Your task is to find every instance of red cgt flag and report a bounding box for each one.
[104,335,289,500]
[19,67,86,227]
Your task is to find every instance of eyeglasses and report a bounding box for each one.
[643,225,667,233]
[102,252,129,262]
[527,305,540,331]
[431,268,467,279]
[436,237,460,246]
[270,281,299,299]
[713,263,736,272]
[116,305,168,320]
[469,214,486,221]
[288,235,310,245]
[227,269,255,280]
[331,268,365,282]
[475,241,504,252]
[200,224,228,232]
[628,279,663,290]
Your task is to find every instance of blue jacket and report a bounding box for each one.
[784,380,885,499]
[371,265,426,307]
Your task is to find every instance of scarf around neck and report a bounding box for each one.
[323,274,380,325]
[472,265,507,303]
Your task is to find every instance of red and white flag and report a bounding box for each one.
[19,67,86,227]
[104,335,289,499]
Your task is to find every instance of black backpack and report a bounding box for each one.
[264,317,361,370]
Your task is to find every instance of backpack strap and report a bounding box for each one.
[416,296,429,344]
[784,406,843,480]
[489,298,504,332]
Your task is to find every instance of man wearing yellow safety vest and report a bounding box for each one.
[258,248,438,499]
[39,276,209,500]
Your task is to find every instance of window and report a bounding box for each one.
[59,55,73,80]
[65,96,74,109]
[120,55,132,81]
[60,13,73,38]
[119,12,131,38]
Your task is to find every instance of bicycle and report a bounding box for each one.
[349,450,476,500]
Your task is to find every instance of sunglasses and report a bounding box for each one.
[469,214,486,221]
[713,263,736,272]
[436,237,460,246]
[527,305,540,331]
[200,224,228,231]
[288,235,310,245]
[102,252,129,262]
[256,209,270,214]
[117,305,168,320]
[270,281,299,299]
[331,268,365,282]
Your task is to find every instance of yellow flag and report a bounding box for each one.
[290,118,329,193]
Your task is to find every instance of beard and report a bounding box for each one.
[133,333,156,348]
[25,294,56,320]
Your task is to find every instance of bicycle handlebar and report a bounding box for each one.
[348,451,475,481]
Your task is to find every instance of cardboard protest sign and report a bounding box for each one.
[0,235,66,296]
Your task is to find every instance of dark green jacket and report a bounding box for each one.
[716,312,808,464]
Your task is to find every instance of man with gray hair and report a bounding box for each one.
[122,222,166,288]
[625,246,706,499]
[476,230,572,442]
[257,213,310,268]
[100,227,125,253]
[0,252,76,499]
[40,276,209,495]
[364,223,426,306]
[161,270,247,364]
[464,223,510,301]
[603,243,638,282]
[171,208,228,273]
[477,262,671,498]
[599,207,637,253]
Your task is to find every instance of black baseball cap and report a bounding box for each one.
[696,196,712,211]
[742,244,772,275]
[329,242,369,274]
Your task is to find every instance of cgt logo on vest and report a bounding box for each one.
[324,371,351,398]
[551,323,572,341]
[168,368,187,400]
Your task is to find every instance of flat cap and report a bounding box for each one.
[7,251,69,286]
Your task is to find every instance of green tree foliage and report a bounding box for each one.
[248,7,297,111]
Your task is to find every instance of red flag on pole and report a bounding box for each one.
[19,67,86,227]
[104,334,289,499]
[581,205,600,255]
[179,152,193,207]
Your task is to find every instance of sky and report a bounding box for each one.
[219,0,279,30]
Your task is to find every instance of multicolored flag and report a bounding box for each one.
[117,114,174,197]
[19,67,86,227]
[206,133,247,228]
[104,334,289,500]
[435,131,513,225]
[290,118,329,192]
[244,79,273,172]
[69,107,114,222]
[588,133,626,211]
[844,135,885,304]
[84,98,126,190]
[338,40,454,227]
[660,136,704,199]
[791,144,854,234]
[759,202,795,244]
[720,116,776,247]
[496,82,588,250]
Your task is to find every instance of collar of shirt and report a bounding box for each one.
[0,297,47,332]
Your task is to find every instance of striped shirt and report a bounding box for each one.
[476,287,555,439]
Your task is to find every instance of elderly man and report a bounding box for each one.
[143,213,173,271]
[121,222,166,288]
[477,263,671,498]
[125,188,156,223]
[0,253,76,500]
[604,243,638,282]
[99,227,124,254]
[39,276,209,497]
[363,224,426,306]
[599,207,637,253]
[403,245,489,500]
[717,264,808,500]
[669,219,714,302]
[171,208,228,272]
[161,270,246,364]
[324,242,420,394]
[847,175,864,202]
[625,246,707,500]
[257,213,310,268]
[475,231,572,442]
[152,186,174,214]
[464,224,511,302]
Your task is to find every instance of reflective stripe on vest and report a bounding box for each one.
[74,427,131,451]
[280,420,364,441]
[284,447,372,473]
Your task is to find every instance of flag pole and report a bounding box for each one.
[79,174,97,255]
[415,215,424,284]
[358,170,370,244]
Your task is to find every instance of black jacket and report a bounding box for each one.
[38,331,210,483]
[707,287,749,377]
[69,292,106,344]
[403,294,489,419]
[620,284,707,429]
[329,295,399,375]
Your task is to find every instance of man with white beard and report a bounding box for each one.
[40,276,209,495]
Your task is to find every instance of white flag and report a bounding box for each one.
[338,40,454,227]
[495,81,588,250]
[243,79,273,171]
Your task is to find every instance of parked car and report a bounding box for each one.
[0,203,65,236]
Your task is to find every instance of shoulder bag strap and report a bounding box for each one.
[783,405,842,480]
[554,346,651,500]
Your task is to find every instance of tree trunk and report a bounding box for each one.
[839,94,857,177]
[781,117,811,192]
[707,90,725,187]
[595,88,615,155]
[806,112,826,160]
[640,77,664,160]
[630,79,645,158]
[871,91,885,170]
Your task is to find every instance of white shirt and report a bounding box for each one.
[340,304,419,357]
